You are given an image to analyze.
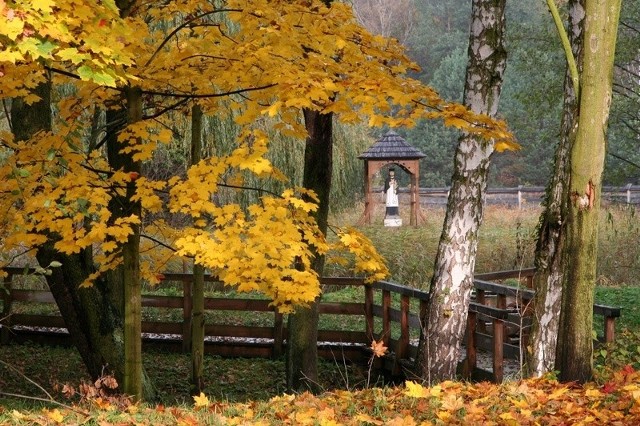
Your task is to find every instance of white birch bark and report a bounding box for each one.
[415,0,507,383]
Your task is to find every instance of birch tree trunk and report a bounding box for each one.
[415,0,507,383]
[556,0,622,383]
[529,0,585,377]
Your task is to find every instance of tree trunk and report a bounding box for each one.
[286,108,333,393]
[189,104,206,395]
[556,0,621,383]
[105,87,145,400]
[528,0,585,377]
[415,0,507,383]
[123,87,143,399]
[11,77,131,391]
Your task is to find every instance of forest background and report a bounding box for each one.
[346,0,639,190]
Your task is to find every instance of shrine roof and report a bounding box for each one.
[358,130,426,160]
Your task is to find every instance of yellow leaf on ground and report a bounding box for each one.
[45,408,64,423]
[404,381,429,399]
[193,392,210,407]
[355,413,383,425]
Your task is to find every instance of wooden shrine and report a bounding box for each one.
[358,130,426,226]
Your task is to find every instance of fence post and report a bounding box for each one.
[604,315,616,343]
[364,285,374,341]
[517,185,523,209]
[1,273,13,345]
[393,295,410,375]
[464,311,477,379]
[382,290,391,346]
[493,319,504,383]
[273,311,284,357]
[627,183,633,205]
[182,276,192,352]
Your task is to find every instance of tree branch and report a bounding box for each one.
[144,8,243,68]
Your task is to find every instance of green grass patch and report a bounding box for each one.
[595,286,640,329]
[0,342,368,408]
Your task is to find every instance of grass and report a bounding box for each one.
[0,343,369,409]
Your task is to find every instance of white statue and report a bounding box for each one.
[383,169,401,226]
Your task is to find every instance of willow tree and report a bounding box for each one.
[556,0,622,383]
[415,0,510,383]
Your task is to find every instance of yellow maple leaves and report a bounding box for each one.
[0,0,137,90]
[1,0,517,310]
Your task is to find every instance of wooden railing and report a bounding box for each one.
[0,268,622,383]
[412,184,640,208]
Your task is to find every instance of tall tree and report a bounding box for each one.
[415,0,508,383]
[286,109,333,392]
[189,104,206,395]
[556,0,622,383]
[528,0,585,377]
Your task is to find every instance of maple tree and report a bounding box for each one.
[1,0,516,400]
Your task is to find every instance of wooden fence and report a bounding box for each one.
[0,268,621,383]
[410,184,640,208]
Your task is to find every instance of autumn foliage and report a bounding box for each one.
[3,367,640,424]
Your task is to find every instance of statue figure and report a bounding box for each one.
[383,168,401,226]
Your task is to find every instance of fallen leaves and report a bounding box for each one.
[4,367,640,425]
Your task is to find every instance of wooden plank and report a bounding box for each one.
[11,314,66,328]
[141,295,183,308]
[468,302,510,319]
[204,298,272,311]
[594,304,621,318]
[473,279,535,299]
[319,302,363,315]
[318,330,368,343]
[142,321,182,334]
[205,324,275,338]
[320,277,366,287]
[11,289,56,304]
[318,345,368,363]
[373,281,429,300]
[475,268,536,282]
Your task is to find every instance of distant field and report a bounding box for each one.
[330,203,640,289]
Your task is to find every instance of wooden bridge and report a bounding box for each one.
[0,267,621,383]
